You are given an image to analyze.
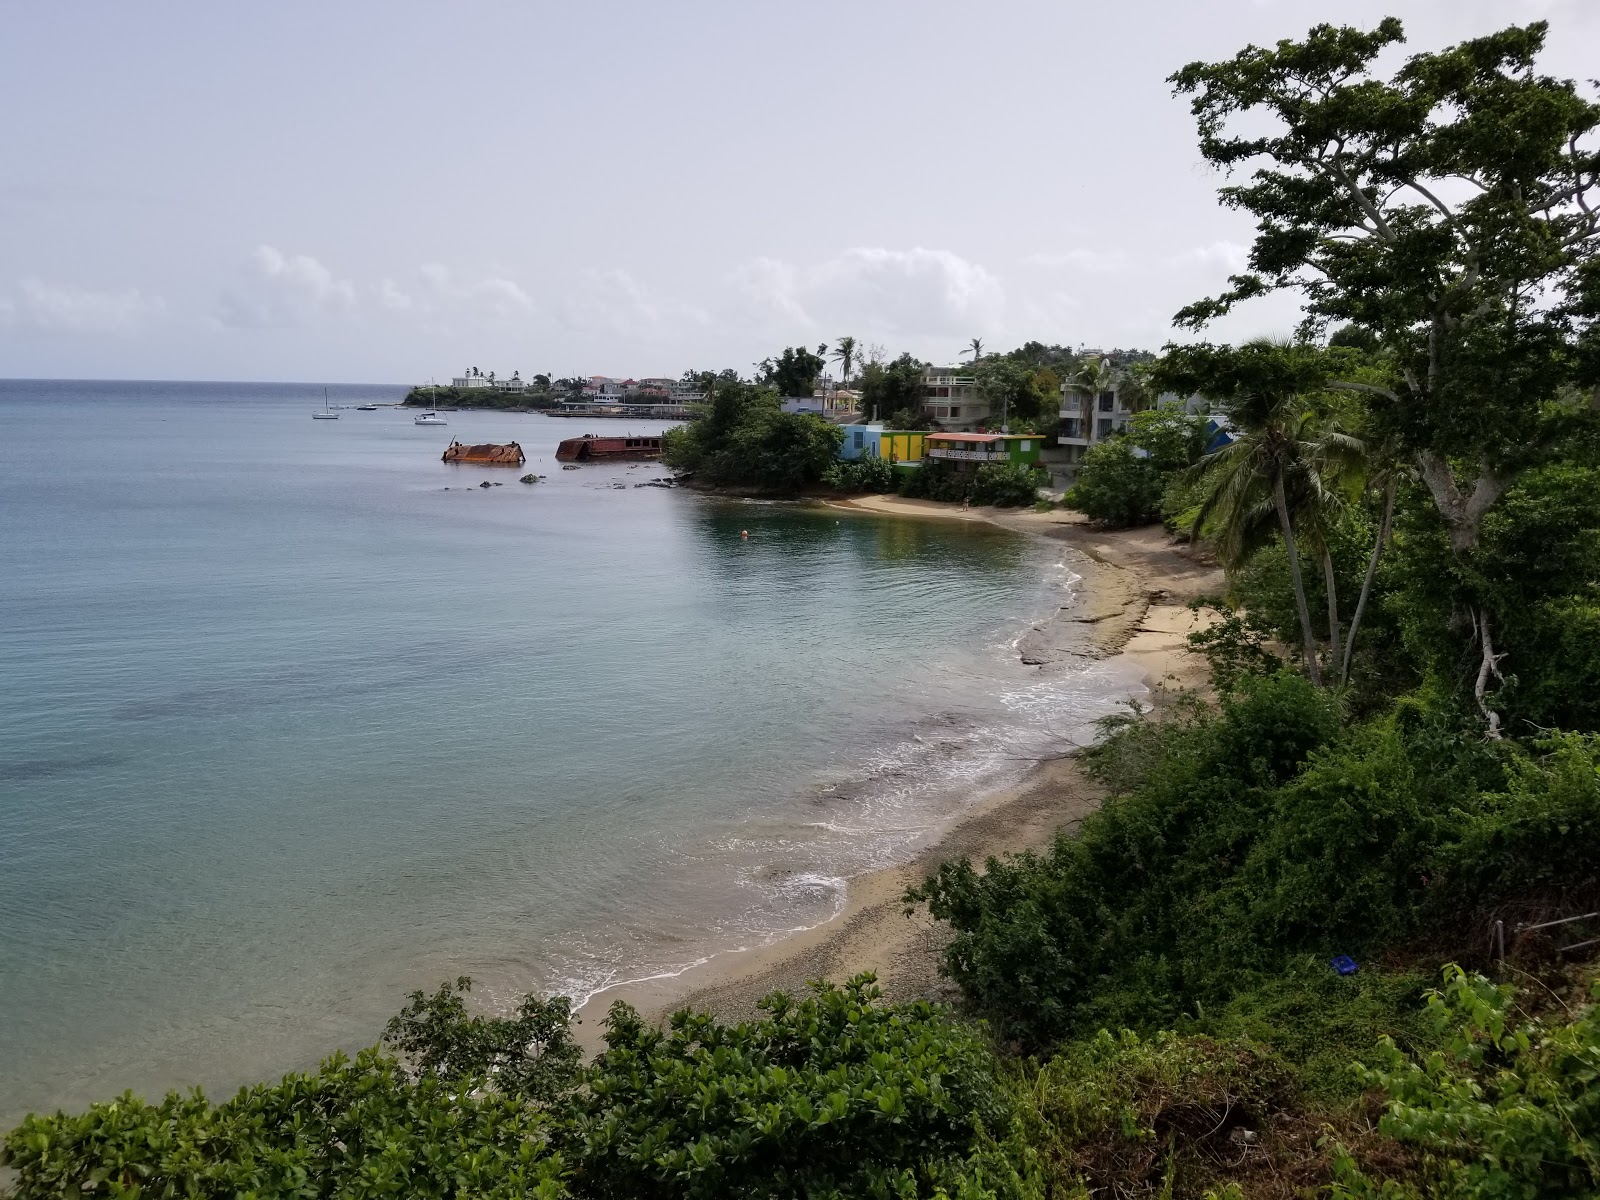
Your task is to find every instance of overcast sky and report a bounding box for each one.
[1,0,1594,383]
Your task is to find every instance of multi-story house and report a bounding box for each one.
[451,368,493,389]
[918,365,991,429]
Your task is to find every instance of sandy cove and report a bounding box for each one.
[573,500,1222,1045]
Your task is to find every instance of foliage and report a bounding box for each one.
[662,377,843,491]
[897,462,1045,508]
[1,1049,571,1200]
[1127,407,1209,475]
[885,406,934,431]
[1065,439,1165,526]
[756,345,827,398]
[574,975,1010,1200]
[382,976,582,1104]
[825,454,899,494]
[969,463,1047,508]
[1168,16,1600,723]
[1331,968,1600,1200]
[1184,602,1285,694]
[907,673,1344,1047]
[861,353,927,423]
[1008,1029,1292,1199]
[1386,463,1600,732]
[911,654,1600,1054]
[403,384,561,411]
[972,360,1049,426]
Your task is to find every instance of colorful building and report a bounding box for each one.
[838,425,927,466]
[923,432,1042,468]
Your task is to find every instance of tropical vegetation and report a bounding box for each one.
[10,15,1600,1200]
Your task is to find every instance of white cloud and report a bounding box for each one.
[732,246,1006,340]
[559,268,710,342]
[417,263,534,323]
[1022,249,1132,273]
[1167,241,1250,272]
[11,278,164,334]
[215,245,356,329]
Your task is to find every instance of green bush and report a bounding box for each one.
[1331,967,1600,1199]
[1064,440,1164,526]
[574,975,1008,1199]
[970,463,1048,508]
[907,673,1344,1047]
[662,382,843,491]
[824,454,898,493]
[1,1049,572,1200]
[1009,1029,1291,1199]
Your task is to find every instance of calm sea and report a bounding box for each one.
[0,380,1138,1124]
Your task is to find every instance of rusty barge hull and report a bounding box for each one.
[554,434,664,463]
[442,441,526,465]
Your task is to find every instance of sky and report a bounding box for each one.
[1,0,1595,383]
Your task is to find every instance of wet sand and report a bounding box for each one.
[575,505,1222,1043]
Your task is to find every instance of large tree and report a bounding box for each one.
[1170,18,1600,729]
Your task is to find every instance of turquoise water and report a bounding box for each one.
[0,381,1136,1124]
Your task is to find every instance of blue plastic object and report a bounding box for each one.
[1331,955,1359,976]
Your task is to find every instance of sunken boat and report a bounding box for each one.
[554,433,664,463]
[441,441,526,466]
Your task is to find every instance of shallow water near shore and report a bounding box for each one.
[0,380,1136,1125]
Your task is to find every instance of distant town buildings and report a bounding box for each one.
[450,367,525,393]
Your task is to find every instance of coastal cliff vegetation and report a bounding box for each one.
[8,15,1600,1200]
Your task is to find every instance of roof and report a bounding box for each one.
[927,432,1037,444]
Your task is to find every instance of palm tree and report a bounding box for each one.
[831,337,858,387]
[1188,388,1356,687]
[963,338,985,362]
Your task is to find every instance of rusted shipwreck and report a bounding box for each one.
[554,433,664,463]
[441,441,526,466]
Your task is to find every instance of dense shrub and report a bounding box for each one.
[907,673,1344,1046]
[969,463,1048,508]
[1,1049,572,1200]
[897,462,1046,508]
[824,454,898,493]
[574,975,1008,1199]
[1331,968,1600,1199]
[1009,1029,1292,1199]
[662,382,843,491]
[1064,440,1164,526]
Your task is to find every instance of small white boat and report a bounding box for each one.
[312,389,339,419]
[414,411,448,426]
[356,404,378,411]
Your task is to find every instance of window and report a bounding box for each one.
[1019,440,1030,451]
[1059,418,1081,438]
[1097,418,1114,438]
[853,431,864,449]
[1098,392,1115,412]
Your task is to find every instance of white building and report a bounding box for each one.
[451,367,493,389]
[918,366,990,429]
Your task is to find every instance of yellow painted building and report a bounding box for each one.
[878,431,926,464]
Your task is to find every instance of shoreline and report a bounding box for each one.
[575,504,1221,1043]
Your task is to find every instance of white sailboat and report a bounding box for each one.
[414,379,447,425]
[312,388,339,419]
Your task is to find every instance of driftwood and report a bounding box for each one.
[442,441,525,465]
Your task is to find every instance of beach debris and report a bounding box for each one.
[562,464,580,471]
[1330,954,1359,976]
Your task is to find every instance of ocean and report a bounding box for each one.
[0,379,1139,1125]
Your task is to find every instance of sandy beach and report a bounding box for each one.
[575,502,1222,1041]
